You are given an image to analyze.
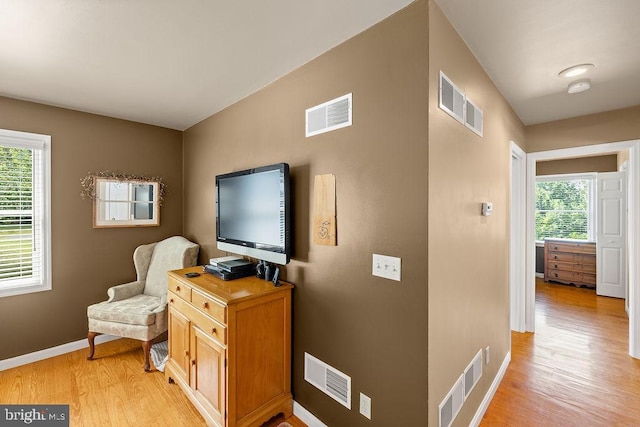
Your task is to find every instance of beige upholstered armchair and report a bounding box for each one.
[87,236,199,371]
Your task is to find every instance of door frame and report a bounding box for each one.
[515,139,640,358]
[510,141,526,332]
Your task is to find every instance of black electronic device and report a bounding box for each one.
[214,258,254,273]
[203,264,255,281]
[272,267,281,287]
[184,272,200,278]
[215,163,292,265]
[256,260,265,279]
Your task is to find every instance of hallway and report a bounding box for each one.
[481,279,640,426]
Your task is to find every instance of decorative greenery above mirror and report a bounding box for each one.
[81,171,165,228]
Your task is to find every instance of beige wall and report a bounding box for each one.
[184,3,430,425]
[536,155,618,176]
[0,96,184,359]
[526,105,640,152]
[428,3,525,426]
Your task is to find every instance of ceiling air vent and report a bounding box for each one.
[306,93,352,137]
[439,72,465,124]
[304,352,351,409]
[465,98,483,137]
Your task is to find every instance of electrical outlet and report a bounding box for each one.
[485,346,490,365]
[359,393,371,419]
[372,254,401,281]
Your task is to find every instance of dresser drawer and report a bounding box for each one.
[168,291,227,345]
[168,277,192,301]
[546,241,595,254]
[191,288,226,324]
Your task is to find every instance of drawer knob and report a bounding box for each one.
[211,327,217,334]
[176,286,181,291]
[184,350,189,357]
[554,273,558,278]
[202,301,209,309]
[192,359,196,366]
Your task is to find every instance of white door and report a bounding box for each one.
[597,171,627,298]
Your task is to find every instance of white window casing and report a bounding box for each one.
[0,129,51,297]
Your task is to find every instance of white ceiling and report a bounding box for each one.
[0,0,413,130]
[436,0,640,125]
[1,1,639,130]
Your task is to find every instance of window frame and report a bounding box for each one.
[535,172,596,243]
[0,128,52,298]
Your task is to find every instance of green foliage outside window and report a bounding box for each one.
[535,179,590,241]
[0,146,34,280]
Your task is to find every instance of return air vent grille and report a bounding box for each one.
[465,98,483,137]
[304,352,351,409]
[306,93,352,137]
[439,71,484,138]
[438,374,464,427]
[439,72,465,124]
[464,349,483,398]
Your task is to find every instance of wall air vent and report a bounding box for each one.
[465,98,483,137]
[439,71,484,138]
[463,349,483,398]
[304,352,351,409]
[306,93,352,137]
[438,374,465,427]
[439,72,465,124]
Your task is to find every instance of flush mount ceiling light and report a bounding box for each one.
[568,78,591,94]
[558,63,595,78]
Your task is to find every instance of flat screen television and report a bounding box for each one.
[215,162,291,265]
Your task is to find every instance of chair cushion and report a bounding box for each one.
[87,294,164,326]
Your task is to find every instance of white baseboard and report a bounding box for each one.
[293,401,327,427]
[0,335,120,371]
[469,350,511,427]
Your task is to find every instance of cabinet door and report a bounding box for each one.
[191,325,226,426]
[168,306,191,384]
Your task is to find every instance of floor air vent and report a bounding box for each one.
[304,352,351,409]
[305,93,352,137]
[438,374,464,427]
[464,349,483,398]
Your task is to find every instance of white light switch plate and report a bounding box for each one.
[372,254,401,281]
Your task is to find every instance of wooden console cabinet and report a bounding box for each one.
[544,238,596,288]
[166,266,293,427]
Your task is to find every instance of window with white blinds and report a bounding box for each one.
[0,129,51,297]
[535,173,596,242]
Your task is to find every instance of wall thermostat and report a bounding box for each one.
[481,202,493,216]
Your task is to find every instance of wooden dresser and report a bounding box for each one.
[544,238,596,288]
[166,266,293,427]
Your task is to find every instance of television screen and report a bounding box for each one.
[216,163,291,265]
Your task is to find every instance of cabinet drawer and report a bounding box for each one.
[168,277,192,301]
[168,291,227,345]
[191,289,226,324]
[547,269,596,286]
[546,241,595,254]
[547,260,581,272]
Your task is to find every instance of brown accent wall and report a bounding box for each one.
[536,155,618,176]
[428,4,525,426]
[526,105,640,152]
[0,96,183,359]
[184,3,430,425]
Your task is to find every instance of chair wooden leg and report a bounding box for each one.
[142,340,152,372]
[87,332,100,360]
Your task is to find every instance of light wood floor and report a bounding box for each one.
[0,338,305,427]
[480,279,640,426]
